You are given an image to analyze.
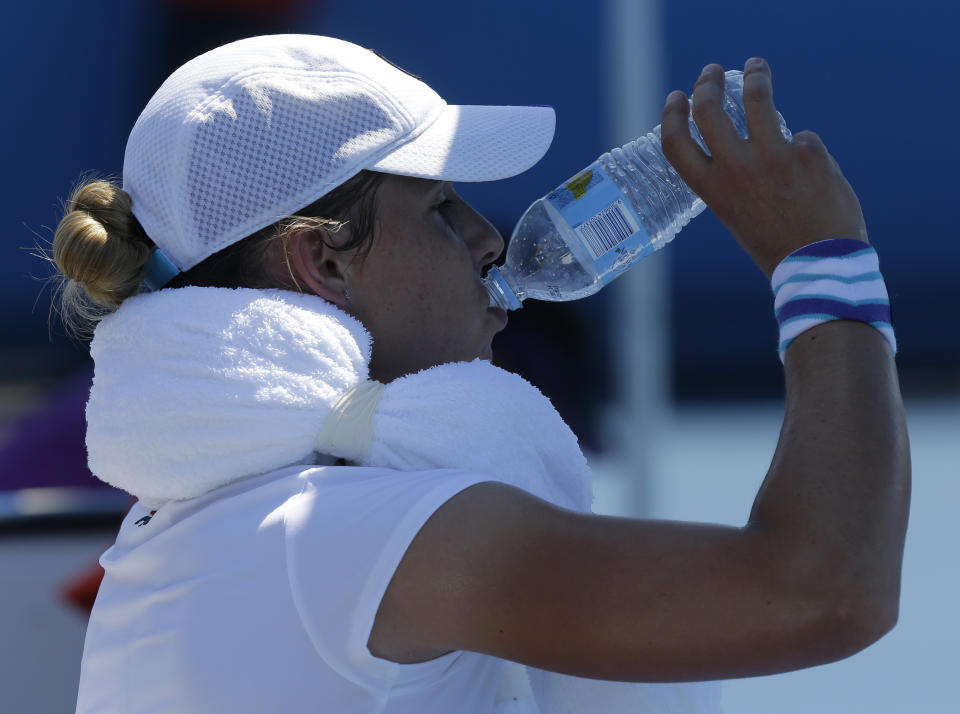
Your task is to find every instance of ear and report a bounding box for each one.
[282,228,353,308]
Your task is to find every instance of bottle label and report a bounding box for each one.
[546,165,651,279]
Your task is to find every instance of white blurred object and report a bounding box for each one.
[0,521,118,713]
[601,0,668,518]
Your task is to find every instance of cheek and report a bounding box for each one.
[398,275,475,344]
[414,281,431,306]
[406,257,472,310]
[362,232,479,331]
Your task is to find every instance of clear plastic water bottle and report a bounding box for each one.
[484,70,792,310]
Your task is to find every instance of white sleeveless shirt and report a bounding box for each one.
[77,464,507,714]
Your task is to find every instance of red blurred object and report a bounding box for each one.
[60,562,105,615]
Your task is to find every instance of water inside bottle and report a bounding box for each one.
[484,70,792,310]
[484,171,657,309]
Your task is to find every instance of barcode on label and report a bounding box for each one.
[575,199,639,259]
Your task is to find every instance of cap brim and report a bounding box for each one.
[370,104,555,182]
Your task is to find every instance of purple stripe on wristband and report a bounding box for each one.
[786,239,871,259]
[776,297,891,325]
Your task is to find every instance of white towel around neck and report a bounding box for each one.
[86,286,721,714]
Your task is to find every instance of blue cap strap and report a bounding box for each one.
[142,247,181,291]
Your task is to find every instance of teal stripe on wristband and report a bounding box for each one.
[771,239,896,362]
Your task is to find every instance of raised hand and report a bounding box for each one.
[661,58,869,277]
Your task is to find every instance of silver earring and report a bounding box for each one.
[343,288,351,302]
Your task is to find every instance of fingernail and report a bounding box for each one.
[746,57,765,70]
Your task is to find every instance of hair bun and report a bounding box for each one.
[53,179,151,311]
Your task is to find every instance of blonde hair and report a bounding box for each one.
[51,178,152,337]
[48,170,387,339]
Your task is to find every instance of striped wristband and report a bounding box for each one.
[771,238,896,362]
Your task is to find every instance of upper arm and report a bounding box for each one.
[370,480,880,682]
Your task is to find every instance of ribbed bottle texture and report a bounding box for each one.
[485,70,791,310]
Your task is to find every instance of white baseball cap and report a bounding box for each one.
[122,34,556,281]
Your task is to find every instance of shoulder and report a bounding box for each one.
[295,465,497,506]
[282,468,509,678]
[285,466,503,558]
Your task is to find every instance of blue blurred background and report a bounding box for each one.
[4,0,957,398]
[1,1,957,712]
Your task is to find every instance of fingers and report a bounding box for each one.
[660,62,869,271]
[741,57,786,149]
[690,64,741,155]
[790,130,837,175]
[660,89,710,193]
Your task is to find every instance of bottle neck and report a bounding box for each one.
[483,265,523,311]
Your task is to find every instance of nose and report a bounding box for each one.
[462,201,504,270]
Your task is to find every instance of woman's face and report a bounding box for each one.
[343,175,509,382]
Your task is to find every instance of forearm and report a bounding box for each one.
[749,319,910,628]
